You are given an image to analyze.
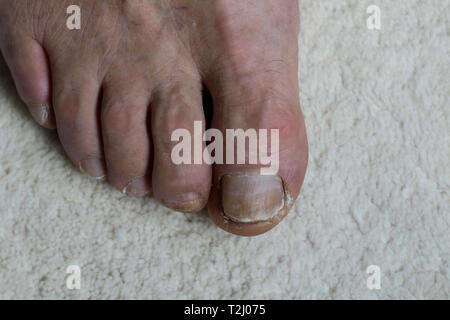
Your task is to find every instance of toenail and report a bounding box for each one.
[122,176,151,197]
[29,103,49,126]
[79,158,106,179]
[161,192,205,212]
[221,174,284,223]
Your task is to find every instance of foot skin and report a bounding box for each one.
[0,0,308,236]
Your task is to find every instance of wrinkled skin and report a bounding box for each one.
[0,0,308,236]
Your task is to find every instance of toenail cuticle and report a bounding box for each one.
[220,173,285,223]
[122,176,151,197]
[79,158,106,180]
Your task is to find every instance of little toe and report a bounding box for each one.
[1,36,55,129]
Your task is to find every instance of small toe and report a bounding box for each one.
[101,78,153,197]
[1,36,55,129]
[50,56,106,179]
[151,78,212,212]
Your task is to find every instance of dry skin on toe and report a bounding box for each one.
[0,0,308,236]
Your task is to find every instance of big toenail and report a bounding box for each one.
[122,176,151,197]
[221,174,284,223]
[29,103,49,126]
[79,158,106,179]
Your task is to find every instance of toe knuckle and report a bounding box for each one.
[102,103,129,132]
[53,93,81,122]
[102,101,143,134]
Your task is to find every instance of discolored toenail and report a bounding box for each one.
[122,176,152,197]
[160,192,207,212]
[28,103,49,126]
[221,174,284,223]
[79,158,106,179]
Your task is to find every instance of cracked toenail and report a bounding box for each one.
[79,158,106,179]
[122,176,151,197]
[29,103,49,126]
[221,174,284,223]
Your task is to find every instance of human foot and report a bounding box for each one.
[0,0,308,236]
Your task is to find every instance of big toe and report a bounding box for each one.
[205,58,308,236]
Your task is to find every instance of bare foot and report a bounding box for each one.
[0,0,308,236]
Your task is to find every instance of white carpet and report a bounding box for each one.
[0,0,448,299]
